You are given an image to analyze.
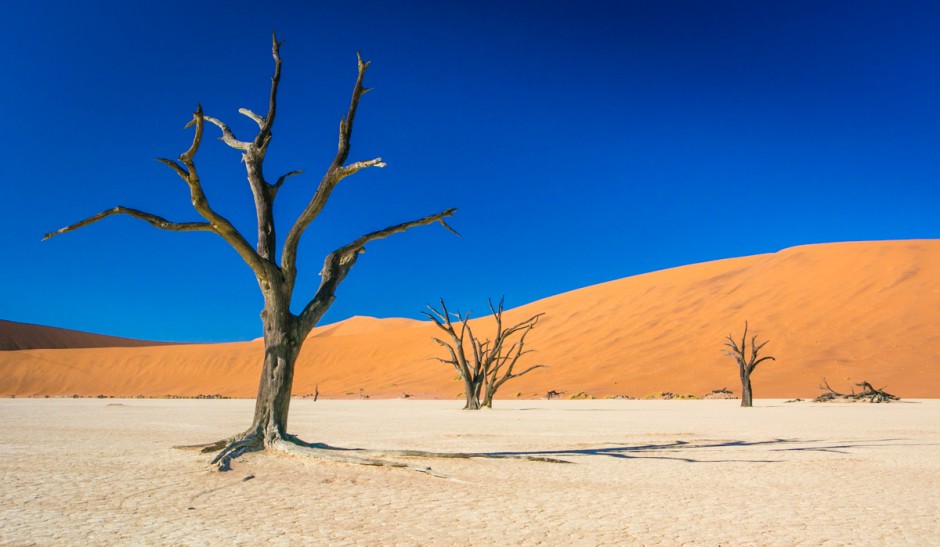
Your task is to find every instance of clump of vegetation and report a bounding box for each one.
[569,391,595,400]
[641,392,698,400]
[606,394,635,400]
[702,388,737,400]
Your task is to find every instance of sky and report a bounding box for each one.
[1,0,938,342]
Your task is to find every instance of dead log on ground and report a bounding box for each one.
[815,379,899,403]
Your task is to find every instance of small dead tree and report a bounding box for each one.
[723,321,775,407]
[425,298,545,409]
[44,35,459,471]
[816,379,898,403]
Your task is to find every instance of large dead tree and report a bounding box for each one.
[43,35,461,471]
[425,298,545,409]
[723,321,775,407]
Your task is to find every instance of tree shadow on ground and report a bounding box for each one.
[490,437,928,463]
[320,437,923,464]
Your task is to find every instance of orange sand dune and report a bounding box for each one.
[0,320,176,351]
[2,240,938,399]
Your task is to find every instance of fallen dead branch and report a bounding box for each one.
[815,379,899,403]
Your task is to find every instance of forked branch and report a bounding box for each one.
[203,115,251,151]
[281,51,386,287]
[723,321,776,375]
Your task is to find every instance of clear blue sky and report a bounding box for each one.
[2,0,937,342]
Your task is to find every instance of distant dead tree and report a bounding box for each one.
[44,35,458,472]
[425,298,545,409]
[723,321,775,407]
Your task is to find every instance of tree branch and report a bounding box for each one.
[155,158,189,180]
[273,170,304,190]
[174,106,268,278]
[239,108,264,128]
[203,115,251,151]
[335,157,387,179]
[751,355,776,372]
[43,206,212,241]
[259,33,284,142]
[281,52,378,286]
[295,208,458,336]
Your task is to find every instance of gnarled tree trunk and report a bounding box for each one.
[249,297,301,445]
[464,377,483,410]
[739,372,753,408]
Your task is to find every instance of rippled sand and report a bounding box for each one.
[1,398,938,545]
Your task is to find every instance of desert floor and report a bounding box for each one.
[1,399,938,545]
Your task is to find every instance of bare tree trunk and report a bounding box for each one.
[461,376,481,410]
[740,372,753,407]
[482,381,499,408]
[465,391,482,410]
[248,295,300,444]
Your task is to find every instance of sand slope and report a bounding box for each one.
[2,240,938,398]
[0,320,176,351]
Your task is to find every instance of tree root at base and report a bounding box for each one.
[176,432,570,476]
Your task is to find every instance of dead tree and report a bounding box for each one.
[723,321,775,407]
[815,379,899,403]
[44,35,459,471]
[425,298,545,409]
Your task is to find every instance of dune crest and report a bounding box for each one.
[1,240,938,398]
[309,316,423,338]
[0,320,176,351]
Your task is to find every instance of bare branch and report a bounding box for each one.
[203,115,251,151]
[502,364,547,384]
[239,108,264,128]
[336,157,387,179]
[155,158,189,180]
[295,208,458,336]
[438,217,461,237]
[423,305,449,327]
[273,170,304,190]
[281,52,376,284]
[180,104,204,164]
[174,106,267,278]
[751,355,776,372]
[336,52,371,161]
[43,206,212,241]
[337,208,456,267]
[259,32,284,140]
